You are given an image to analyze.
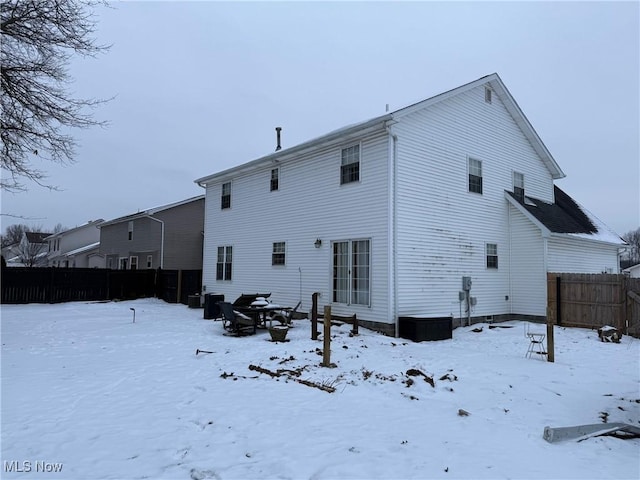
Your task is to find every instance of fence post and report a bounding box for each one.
[177,270,183,304]
[556,275,562,326]
[322,305,331,367]
[311,292,319,340]
[546,307,555,363]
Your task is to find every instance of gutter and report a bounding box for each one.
[146,216,165,269]
[195,116,392,187]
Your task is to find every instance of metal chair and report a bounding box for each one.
[525,322,547,359]
[219,302,256,336]
[268,301,302,327]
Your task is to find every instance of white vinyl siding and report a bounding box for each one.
[392,84,540,319]
[547,237,620,274]
[508,205,546,316]
[201,130,389,322]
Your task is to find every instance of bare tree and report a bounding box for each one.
[622,227,640,265]
[16,234,49,267]
[1,0,109,192]
[1,223,29,248]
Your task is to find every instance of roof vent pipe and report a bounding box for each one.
[275,127,282,151]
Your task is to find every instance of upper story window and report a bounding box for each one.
[486,243,498,269]
[146,255,153,269]
[513,172,525,202]
[272,242,286,265]
[221,182,231,209]
[468,158,483,194]
[340,144,360,185]
[216,245,232,280]
[270,168,279,192]
[128,221,134,241]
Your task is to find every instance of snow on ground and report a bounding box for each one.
[1,298,639,480]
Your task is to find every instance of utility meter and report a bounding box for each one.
[462,276,472,291]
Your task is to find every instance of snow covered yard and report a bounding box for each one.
[1,298,639,480]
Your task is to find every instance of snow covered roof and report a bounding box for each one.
[195,73,565,186]
[98,195,204,228]
[63,242,100,257]
[46,220,104,239]
[506,186,625,246]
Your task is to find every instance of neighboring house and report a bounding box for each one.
[16,232,51,267]
[1,243,21,266]
[195,73,625,335]
[99,196,205,270]
[47,220,104,268]
[623,264,640,278]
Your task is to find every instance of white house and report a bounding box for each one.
[195,73,625,335]
[47,220,104,268]
[623,263,640,278]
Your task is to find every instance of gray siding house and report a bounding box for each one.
[195,74,625,335]
[99,196,205,270]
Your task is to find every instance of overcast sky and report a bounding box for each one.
[1,1,638,236]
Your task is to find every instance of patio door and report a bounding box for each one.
[332,239,370,306]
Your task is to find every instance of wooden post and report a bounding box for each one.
[351,314,358,335]
[176,270,183,304]
[311,292,319,340]
[322,305,331,367]
[556,275,562,326]
[546,307,555,363]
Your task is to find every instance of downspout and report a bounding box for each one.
[147,216,165,269]
[543,234,549,319]
[507,203,512,315]
[386,121,399,337]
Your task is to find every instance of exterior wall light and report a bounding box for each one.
[314,238,322,248]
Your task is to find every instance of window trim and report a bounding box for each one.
[513,171,525,201]
[221,182,231,210]
[468,157,483,194]
[340,143,361,185]
[332,238,371,306]
[270,168,279,192]
[216,245,233,281]
[486,243,498,269]
[272,241,286,266]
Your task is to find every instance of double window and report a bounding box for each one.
[221,182,231,209]
[333,239,370,306]
[216,246,232,280]
[272,242,286,265]
[340,144,360,184]
[486,243,498,269]
[468,158,483,194]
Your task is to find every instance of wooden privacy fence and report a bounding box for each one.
[547,273,640,337]
[1,267,201,305]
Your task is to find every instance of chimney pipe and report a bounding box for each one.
[275,127,282,151]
